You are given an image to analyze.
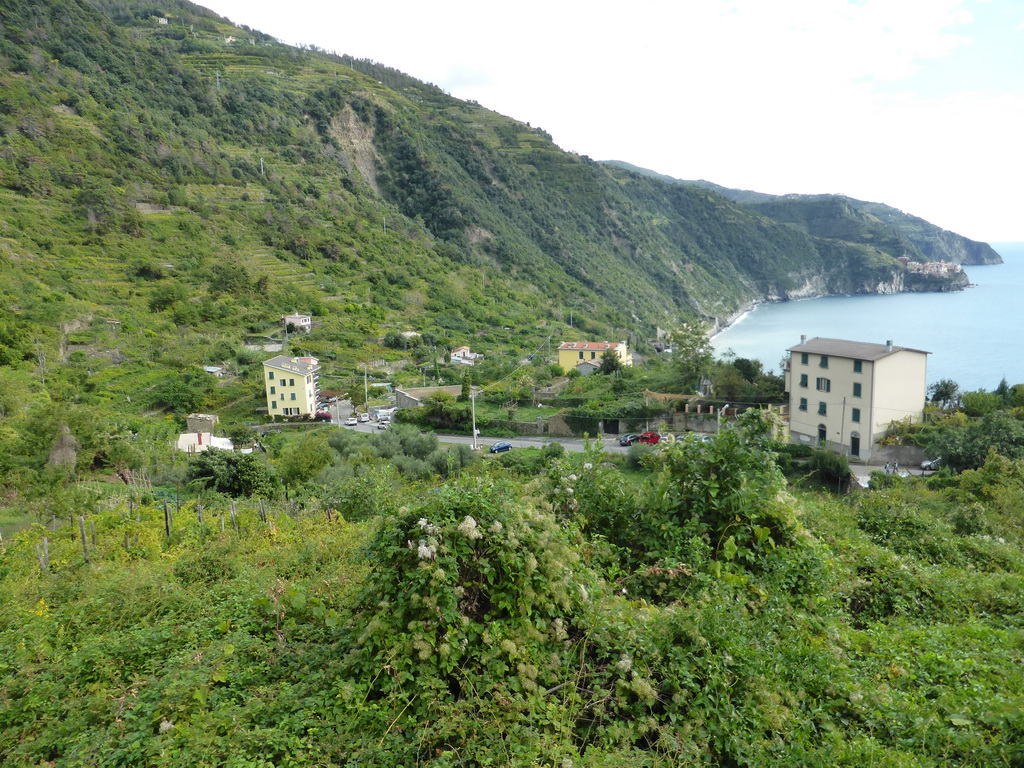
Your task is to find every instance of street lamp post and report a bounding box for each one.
[362,363,369,414]
[470,389,479,451]
[717,403,731,433]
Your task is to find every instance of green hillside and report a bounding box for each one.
[605,162,1002,266]
[2,419,1023,766]
[1,4,1023,765]
[0,0,978,407]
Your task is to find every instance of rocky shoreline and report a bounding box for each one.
[708,268,971,340]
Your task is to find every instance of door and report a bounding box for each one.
[850,432,860,457]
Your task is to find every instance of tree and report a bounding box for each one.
[995,377,1011,404]
[279,433,334,487]
[598,349,622,375]
[926,410,1024,472]
[961,390,1002,418]
[186,450,278,497]
[673,322,714,393]
[928,378,960,410]
[458,371,472,402]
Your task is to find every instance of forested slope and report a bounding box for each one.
[606,162,1002,267]
[0,0,976,395]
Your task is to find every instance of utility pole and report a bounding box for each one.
[471,389,479,451]
[839,397,847,455]
[363,363,369,412]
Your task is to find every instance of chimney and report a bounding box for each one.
[886,340,893,352]
[800,335,807,344]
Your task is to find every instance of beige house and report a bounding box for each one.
[785,336,928,460]
[263,356,321,417]
[281,313,313,333]
[557,341,632,373]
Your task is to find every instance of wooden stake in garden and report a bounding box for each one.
[230,501,238,532]
[259,498,267,524]
[78,516,89,564]
[35,539,49,573]
[163,501,171,536]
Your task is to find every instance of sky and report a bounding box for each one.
[198,0,1024,243]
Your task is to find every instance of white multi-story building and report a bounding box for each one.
[785,336,928,460]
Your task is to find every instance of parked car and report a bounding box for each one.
[638,432,661,445]
[921,456,943,471]
[359,413,370,423]
[344,417,358,426]
[377,420,390,430]
[619,433,640,446]
[489,441,513,454]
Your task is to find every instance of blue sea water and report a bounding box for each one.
[710,242,1024,392]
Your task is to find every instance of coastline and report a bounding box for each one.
[708,303,759,341]
[707,265,976,343]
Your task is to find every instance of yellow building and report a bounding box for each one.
[785,337,928,460]
[263,355,321,417]
[557,341,632,373]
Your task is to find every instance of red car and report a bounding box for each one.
[638,432,661,445]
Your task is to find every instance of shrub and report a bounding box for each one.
[808,448,851,489]
[625,442,655,469]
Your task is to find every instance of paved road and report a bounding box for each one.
[850,462,932,488]
[335,419,630,455]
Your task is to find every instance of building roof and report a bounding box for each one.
[176,432,234,453]
[787,337,929,361]
[263,355,320,375]
[558,341,625,352]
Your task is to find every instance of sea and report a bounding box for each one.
[710,242,1024,392]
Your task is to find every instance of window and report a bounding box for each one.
[271,401,277,409]
[819,355,829,368]
[578,351,584,360]
[818,401,827,415]
[851,408,861,423]
[268,371,274,380]
[853,382,862,398]
[816,377,831,392]
[800,353,809,365]
[853,360,862,373]
[590,352,596,359]
[289,378,295,386]
[290,393,296,401]
[270,386,276,395]
[799,398,808,411]
[799,374,808,387]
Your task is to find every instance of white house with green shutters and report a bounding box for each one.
[785,336,928,461]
